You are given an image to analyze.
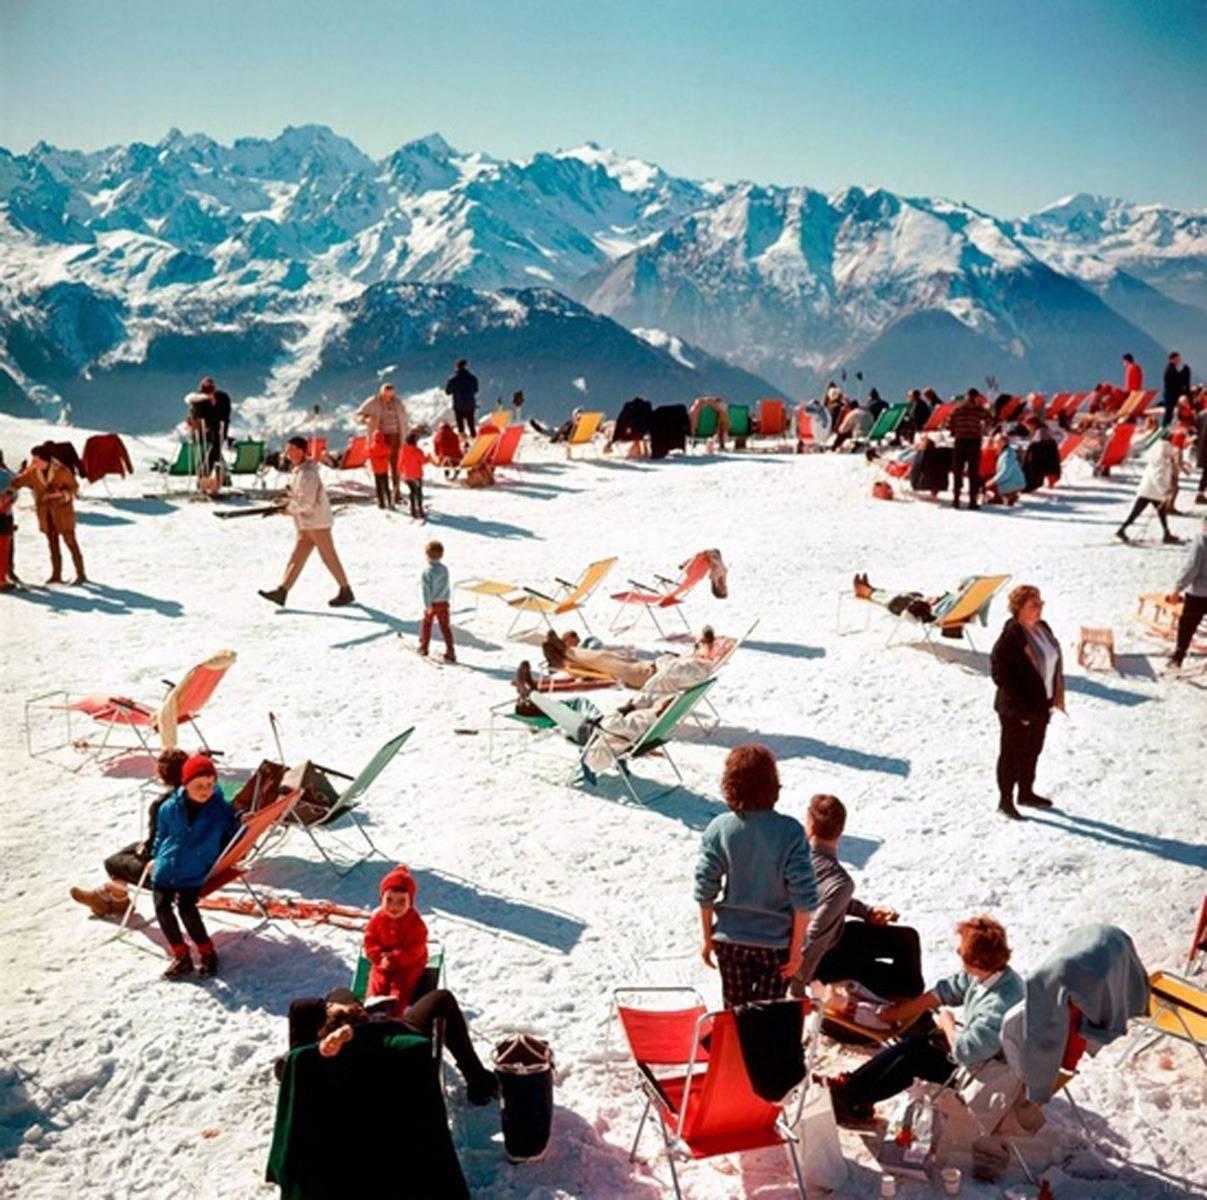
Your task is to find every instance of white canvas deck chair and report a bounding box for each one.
[531,677,716,804]
[25,649,237,765]
[301,728,414,876]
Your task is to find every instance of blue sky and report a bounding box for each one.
[2,0,1204,215]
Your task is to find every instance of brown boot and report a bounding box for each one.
[70,884,128,918]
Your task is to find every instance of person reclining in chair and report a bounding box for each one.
[538,626,730,691]
[789,794,923,1006]
[828,916,1023,1127]
[852,573,975,638]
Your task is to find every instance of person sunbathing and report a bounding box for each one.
[541,626,729,690]
[852,573,965,635]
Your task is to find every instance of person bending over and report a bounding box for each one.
[829,916,1023,1126]
[790,794,923,1002]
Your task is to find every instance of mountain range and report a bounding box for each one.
[1,124,1203,431]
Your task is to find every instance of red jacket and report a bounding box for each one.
[364,907,429,1003]
[401,444,430,482]
[432,426,462,464]
[1124,362,1143,392]
[367,440,393,475]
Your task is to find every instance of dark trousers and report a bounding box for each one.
[383,431,402,499]
[715,941,789,1008]
[952,438,982,507]
[1162,396,1177,427]
[373,473,392,509]
[1175,594,1207,659]
[104,844,149,887]
[420,601,454,655]
[406,479,424,518]
[1120,496,1171,536]
[153,885,210,950]
[455,408,477,437]
[816,921,925,999]
[1198,462,1207,495]
[997,712,1049,804]
[844,1032,955,1107]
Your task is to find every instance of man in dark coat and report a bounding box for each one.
[947,388,994,509]
[444,358,479,437]
[1163,352,1190,427]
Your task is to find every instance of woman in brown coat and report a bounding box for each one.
[12,444,86,584]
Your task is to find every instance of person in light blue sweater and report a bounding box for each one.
[984,434,1026,506]
[830,915,1024,1126]
[694,744,818,1007]
[419,539,455,661]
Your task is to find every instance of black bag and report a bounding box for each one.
[230,759,287,813]
[493,1034,554,1162]
[280,759,343,827]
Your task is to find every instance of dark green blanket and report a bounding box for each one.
[266,1033,470,1199]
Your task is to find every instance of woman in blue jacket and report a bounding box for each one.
[151,754,241,979]
[984,434,1026,506]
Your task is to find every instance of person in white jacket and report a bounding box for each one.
[1116,431,1184,545]
[259,437,354,607]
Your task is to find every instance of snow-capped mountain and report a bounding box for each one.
[1,125,1202,428]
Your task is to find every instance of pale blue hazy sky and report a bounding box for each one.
[2,0,1204,215]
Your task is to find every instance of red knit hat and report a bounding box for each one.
[379,864,416,898]
[181,754,217,785]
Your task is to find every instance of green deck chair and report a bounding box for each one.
[352,945,446,1002]
[727,404,751,441]
[305,728,414,875]
[690,404,719,446]
[229,439,266,477]
[152,441,200,479]
[867,403,908,444]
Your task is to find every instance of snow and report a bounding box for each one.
[632,327,697,369]
[0,413,1204,1200]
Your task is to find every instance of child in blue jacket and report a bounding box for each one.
[150,754,241,979]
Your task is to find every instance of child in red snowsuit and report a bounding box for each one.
[400,431,430,520]
[364,864,429,1004]
[368,431,394,509]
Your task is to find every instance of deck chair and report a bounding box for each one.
[488,424,524,469]
[690,404,719,448]
[1116,391,1153,422]
[229,440,266,489]
[486,410,511,431]
[875,575,1010,653]
[565,410,605,458]
[1058,433,1085,463]
[153,441,200,478]
[727,404,751,444]
[533,677,717,804]
[337,434,370,471]
[610,552,713,637]
[502,556,618,638]
[614,988,814,1200]
[924,401,956,432]
[998,396,1025,424]
[755,398,789,446]
[306,436,328,461]
[26,649,237,763]
[301,729,414,875]
[1045,393,1070,420]
[1190,897,1207,974]
[867,402,908,444]
[1131,972,1207,1068]
[1096,422,1136,473]
[445,430,499,483]
[117,788,301,942]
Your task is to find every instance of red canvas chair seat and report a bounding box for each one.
[489,424,524,467]
[756,398,788,439]
[339,435,369,470]
[925,401,955,431]
[611,552,712,637]
[69,695,154,725]
[1098,423,1135,470]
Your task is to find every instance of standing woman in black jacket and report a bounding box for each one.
[990,585,1065,820]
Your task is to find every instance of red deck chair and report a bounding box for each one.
[998,396,1025,423]
[337,435,370,471]
[488,424,524,468]
[1096,422,1136,473]
[306,437,328,462]
[756,398,789,445]
[117,788,302,941]
[924,401,955,432]
[1045,393,1070,419]
[1064,392,1090,419]
[1058,433,1085,464]
[611,551,713,638]
[795,406,817,449]
[615,988,813,1200]
[27,650,237,763]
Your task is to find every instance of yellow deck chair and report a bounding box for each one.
[456,576,523,618]
[885,573,1011,653]
[446,431,499,484]
[505,556,618,638]
[1132,972,1207,1068]
[487,410,512,431]
[566,411,605,458]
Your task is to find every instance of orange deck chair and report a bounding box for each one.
[337,434,370,471]
[486,409,511,431]
[306,437,328,462]
[795,406,818,449]
[1096,422,1136,472]
[565,411,605,458]
[1058,432,1086,463]
[27,650,237,763]
[611,552,713,638]
[445,428,500,483]
[488,424,524,468]
[615,988,815,1200]
[756,398,789,446]
[924,401,956,432]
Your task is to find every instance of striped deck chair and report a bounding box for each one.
[565,411,605,458]
[26,649,237,764]
[610,551,713,637]
[1045,393,1071,419]
[1116,391,1153,422]
[503,556,618,638]
[882,574,1011,653]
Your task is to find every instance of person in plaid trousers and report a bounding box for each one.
[695,744,818,1007]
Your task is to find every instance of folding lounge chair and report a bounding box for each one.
[1058,433,1085,464]
[610,552,713,638]
[1131,972,1207,1068]
[924,402,955,432]
[488,424,524,469]
[998,396,1025,424]
[1096,423,1136,473]
[486,410,511,431]
[1116,391,1153,422]
[795,407,817,449]
[877,574,1010,653]
[565,410,605,459]
[755,398,789,447]
[532,677,717,804]
[228,440,267,489]
[727,405,751,445]
[867,402,908,444]
[307,437,328,462]
[302,729,414,875]
[446,430,499,483]
[503,556,618,638]
[1190,897,1206,975]
[614,988,816,1200]
[116,788,302,942]
[337,435,370,471]
[690,405,719,449]
[26,649,237,763]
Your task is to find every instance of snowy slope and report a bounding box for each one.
[0,413,1203,1200]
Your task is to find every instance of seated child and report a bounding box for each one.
[365,864,429,1005]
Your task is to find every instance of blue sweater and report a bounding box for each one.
[150,785,241,890]
[694,810,818,947]
[422,561,450,608]
[933,967,1025,1067]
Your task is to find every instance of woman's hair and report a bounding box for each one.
[542,630,567,669]
[720,744,780,813]
[157,749,189,788]
[1007,584,1042,617]
[956,916,1011,972]
[807,793,846,841]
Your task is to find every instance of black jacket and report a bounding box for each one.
[991,617,1064,722]
[1163,362,1190,403]
[444,369,479,410]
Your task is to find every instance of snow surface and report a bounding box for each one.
[1,413,1204,1200]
